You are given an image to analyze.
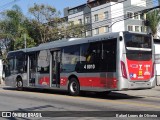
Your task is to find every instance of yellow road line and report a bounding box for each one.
[68,96,160,109]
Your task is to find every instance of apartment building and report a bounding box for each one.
[64,0,153,37]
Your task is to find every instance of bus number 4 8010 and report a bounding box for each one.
[84,64,95,69]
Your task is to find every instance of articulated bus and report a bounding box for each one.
[4,31,155,96]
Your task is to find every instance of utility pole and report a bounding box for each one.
[24,33,26,50]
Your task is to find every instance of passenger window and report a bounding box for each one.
[62,45,80,72]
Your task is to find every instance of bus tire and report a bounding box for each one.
[68,78,80,96]
[16,77,23,91]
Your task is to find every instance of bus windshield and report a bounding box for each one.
[124,33,151,50]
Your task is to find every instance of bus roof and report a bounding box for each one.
[26,31,120,52]
[8,31,149,54]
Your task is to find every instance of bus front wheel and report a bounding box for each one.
[16,77,23,91]
[68,78,80,96]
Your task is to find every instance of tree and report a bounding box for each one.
[146,9,160,38]
[28,4,86,44]
[28,4,61,43]
[0,5,36,51]
[59,21,85,39]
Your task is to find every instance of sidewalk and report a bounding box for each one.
[0,80,5,87]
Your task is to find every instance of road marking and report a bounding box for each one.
[70,96,160,109]
[1,88,160,109]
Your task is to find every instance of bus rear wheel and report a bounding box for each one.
[16,77,23,91]
[68,78,80,96]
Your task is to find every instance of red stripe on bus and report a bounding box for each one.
[60,77,117,89]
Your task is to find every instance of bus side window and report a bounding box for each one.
[86,51,96,63]
[62,45,80,72]
[101,39,117,72]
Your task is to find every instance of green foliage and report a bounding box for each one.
[0,3,86,53]
[14,34,36,50]
[28,4,85,44]
[146,9,160,38]
[28,3,61,43]
[0,5,36,51]
[59,22,85,39]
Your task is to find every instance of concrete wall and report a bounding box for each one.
[155,43,160,86]
[111,2,124,32]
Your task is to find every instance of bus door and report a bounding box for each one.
[28,54,37,86]
[51,50,61,87]
[37,50,50,87]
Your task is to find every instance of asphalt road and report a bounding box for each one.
[0,85,160,120]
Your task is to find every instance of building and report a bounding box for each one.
[154,39,160,86]
[64,0,153,37]
[0,58,3,84]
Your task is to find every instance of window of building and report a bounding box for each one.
[104,11,109,19]
[94,28,99,35]
[141,26,144,32]
[140,14,145,20]
[69,9,74,15]
[85,16,90,24]
[134,12,139,19]
[94,14,98,21]
[78,19,82,24]
[127,12,133,19]
[128,25,133,31]
[135,26,140,32]
[86,30,91,37]
[105,26,109,33]
[141,26,146,32]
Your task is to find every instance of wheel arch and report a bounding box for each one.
[16,75,23,82]
[68,74,79,82]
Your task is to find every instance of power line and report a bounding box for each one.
[0,0,21,12]
[67,0,127,20]
[63,0,156,30]
[74,0,155,24]
[58,4,160,38]
[88,0,155,27]
[65,0,156,34]
[67,0,155,21]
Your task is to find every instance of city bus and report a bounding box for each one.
[4,31,156,96]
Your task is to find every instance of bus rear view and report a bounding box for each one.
[119,32,155,90]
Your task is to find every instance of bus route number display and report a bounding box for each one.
[84,64,95,69]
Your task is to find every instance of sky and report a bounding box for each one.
[0,0,87,17]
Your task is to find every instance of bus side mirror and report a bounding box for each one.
[119,36,123,41]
